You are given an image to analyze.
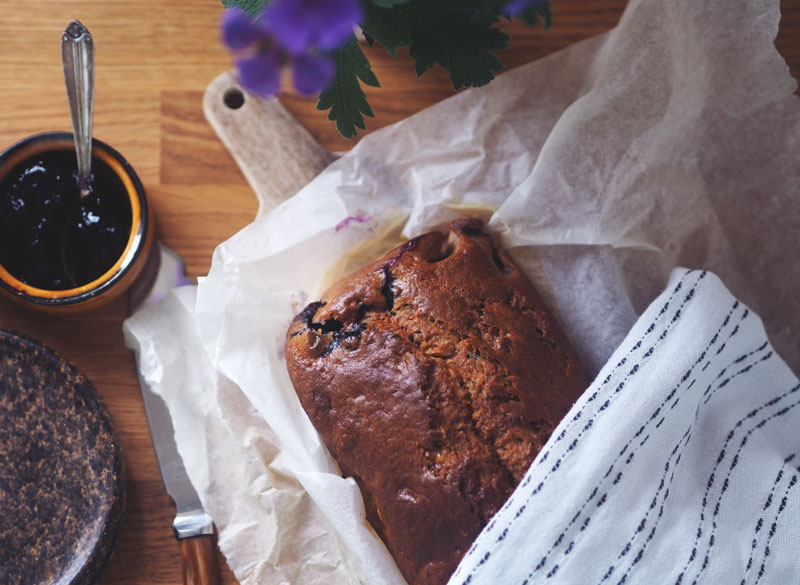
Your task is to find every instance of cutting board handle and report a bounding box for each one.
[203,71,337,218]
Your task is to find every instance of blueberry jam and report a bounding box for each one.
[0,149,132,290]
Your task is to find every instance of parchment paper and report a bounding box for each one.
[124,0,799,583]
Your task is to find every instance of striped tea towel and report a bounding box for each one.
[450,268,800,585]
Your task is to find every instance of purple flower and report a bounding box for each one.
[236,47,282,97]
[220,8,269,50]
[292,54,336,95]
[504,0,548,17]
[220,1,361,98]
[266,0,363,55]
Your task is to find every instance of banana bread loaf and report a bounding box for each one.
[285,218,588,585]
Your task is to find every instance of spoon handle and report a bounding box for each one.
[61,20,94,196]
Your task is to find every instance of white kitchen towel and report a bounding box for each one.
[450,268,800,585]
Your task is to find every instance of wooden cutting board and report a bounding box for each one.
[203,71,339,218]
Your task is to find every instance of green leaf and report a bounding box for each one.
[222,0,269,19]
[536,2,553,29]
[518,2,552,29]
[317,39,381,139]
[470,0,509,22]
[361,4,415,58]
[367,0,414,7]
[408,9,509,90]
[362,3,510,89]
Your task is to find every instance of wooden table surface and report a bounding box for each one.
[0,1,797,584]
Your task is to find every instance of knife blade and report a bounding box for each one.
[130,242,220,585]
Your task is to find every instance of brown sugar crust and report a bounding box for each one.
[285,218,589,585]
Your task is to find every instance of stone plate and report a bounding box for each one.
[0,330,125,585]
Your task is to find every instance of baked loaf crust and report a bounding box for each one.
[285,218,588,585]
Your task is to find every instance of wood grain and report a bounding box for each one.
[204,72,337,216]
[0,2,796,585]
[181,536,221,585]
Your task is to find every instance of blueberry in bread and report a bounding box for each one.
[285,218,589,585]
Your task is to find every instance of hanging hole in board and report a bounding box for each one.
[223,88,245,110]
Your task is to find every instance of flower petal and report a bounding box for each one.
[265,0,362,54]
[236,49,282,97]
[504,0,548,18]
[315,0,362,51]
[292,54,335,95]
[264,0,315,55]
[220,7,266,51]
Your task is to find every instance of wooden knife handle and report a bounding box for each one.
[180,535,221,585]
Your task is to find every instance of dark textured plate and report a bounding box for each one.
[0,330,125,585]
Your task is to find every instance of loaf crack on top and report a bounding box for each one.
[285,218,588,585]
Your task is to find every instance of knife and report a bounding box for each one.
[129,243,220,585]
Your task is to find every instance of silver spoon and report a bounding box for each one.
[60,20,94,286]
[62,20,94,198]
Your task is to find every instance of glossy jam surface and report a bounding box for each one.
[0,149,132,291]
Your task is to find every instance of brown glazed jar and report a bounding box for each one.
[0,132,155,313]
